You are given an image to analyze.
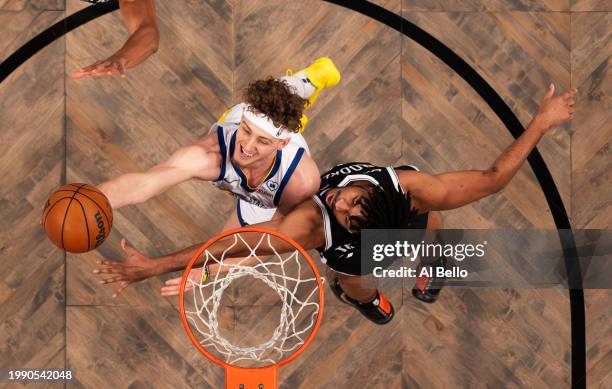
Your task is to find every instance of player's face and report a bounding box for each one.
[233,118,289,167]
[325,185,370,233]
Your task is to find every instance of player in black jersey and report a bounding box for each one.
[94,85,576,324]
[72,0,158,79]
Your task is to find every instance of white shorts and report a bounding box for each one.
[237,199,276,226]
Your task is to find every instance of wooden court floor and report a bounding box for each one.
[0,0,610,388]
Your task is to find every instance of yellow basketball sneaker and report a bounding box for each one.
[292,57,341,108]
[299,113,308,133]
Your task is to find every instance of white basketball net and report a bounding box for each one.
[183,232,322,366]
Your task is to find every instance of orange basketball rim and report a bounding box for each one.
[179,227,325,389]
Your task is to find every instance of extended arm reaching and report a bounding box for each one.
[399,84,576,212]
[94,199,325,297]
[98,136,220,209]
[72,0,159,79]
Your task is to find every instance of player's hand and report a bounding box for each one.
[93,238,158,297]
[71,55,127,79]
[160,266,210,297]
[534,84,576,130]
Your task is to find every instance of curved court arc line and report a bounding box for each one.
[0,1,585,387]
[320,2,585,386]
[0,1,118,83]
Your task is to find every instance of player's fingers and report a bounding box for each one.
[79,63,100,73]
[160,286,179,296]
[564,88,578,99]
[96,259,117,266]
[160,283,192,296]
[92,266,121,274]
[120,238,137,255]
[92,71,112,78]
[119,63,126,78]
[99,275,125,285]
[113,61,126,78]
[109,66,123,78]
[91,61,110,71]
[75,61,105,75]
[89,63,113,76]
[164,278,182,286]
[71,66,104,78]
[112,282,130,298]
[70,71,90,79]
[543,83,555,100]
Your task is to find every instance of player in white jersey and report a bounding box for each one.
[211,102,311,225]
[93,57,341,296]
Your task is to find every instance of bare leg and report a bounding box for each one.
[413,211,446,303]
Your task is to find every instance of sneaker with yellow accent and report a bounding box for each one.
[294,57,341,108]
[299,114,308,133]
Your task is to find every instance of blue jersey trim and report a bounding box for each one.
[215,126,227,181]
[267,149,282,180]
[236,199,248,226]
[273,147,305,206]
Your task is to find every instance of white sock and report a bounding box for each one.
[280,71,315,99]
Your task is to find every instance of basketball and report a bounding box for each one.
[42,183,113,253]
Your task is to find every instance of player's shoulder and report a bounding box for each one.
[172,142,218,165]
[394,167,431,193]
[292,197,325,224]
[219,103,247,125]
[280,155,320,200]
[166,136,222,178]
[196,131,222,153]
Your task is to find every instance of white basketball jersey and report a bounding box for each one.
[210,103,310,209]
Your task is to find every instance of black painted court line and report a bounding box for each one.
[0,0,586,387]
[0,1,119,83]
[321,1,585,387]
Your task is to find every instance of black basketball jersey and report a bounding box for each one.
[312,162,422,275]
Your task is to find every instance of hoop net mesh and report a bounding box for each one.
[183,232,322,367]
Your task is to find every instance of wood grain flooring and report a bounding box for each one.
[402,0,571,11]
[0,2,65,389]
[571,11,612,389]
[0,0,610,388]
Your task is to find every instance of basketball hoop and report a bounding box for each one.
[179,227,324,389]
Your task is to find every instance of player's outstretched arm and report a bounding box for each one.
[159,201,325,296]
[399,85,576,212]
[94,200,324,297]
[72,0,159,79]
[98,135,221,209]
